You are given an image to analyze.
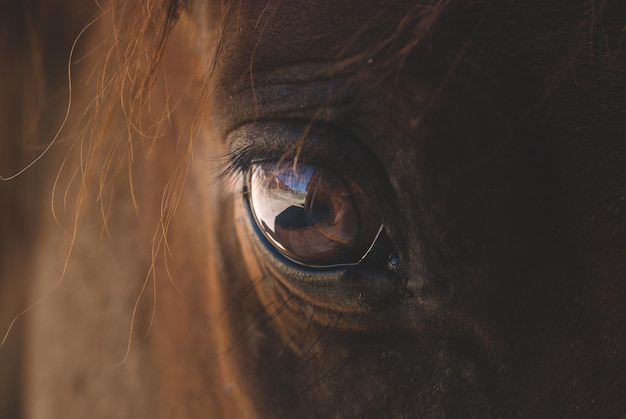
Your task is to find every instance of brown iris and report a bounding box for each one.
[248,162,382,267]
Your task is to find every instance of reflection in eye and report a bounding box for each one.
[247,162,383,267]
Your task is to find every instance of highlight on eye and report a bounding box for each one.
[247,162,384,267]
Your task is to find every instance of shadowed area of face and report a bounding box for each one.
[2,0,624,418]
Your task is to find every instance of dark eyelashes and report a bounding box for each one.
[214,145,257,187]
[213,144,280,190]
[215,120,321,187]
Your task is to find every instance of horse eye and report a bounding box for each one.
[247,162,384,267]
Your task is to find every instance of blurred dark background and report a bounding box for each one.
[0,1,95,417]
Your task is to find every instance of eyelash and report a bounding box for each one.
[214,145,264,188]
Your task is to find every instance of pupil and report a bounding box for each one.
[307,201,331,224]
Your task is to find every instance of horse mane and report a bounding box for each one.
[0,1,182,414]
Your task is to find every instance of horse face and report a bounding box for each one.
[157,1,623,416]
[11,0,626,417]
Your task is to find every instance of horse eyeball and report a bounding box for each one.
[247,162,382,267]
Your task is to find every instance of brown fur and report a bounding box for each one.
[2,0,625,417]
